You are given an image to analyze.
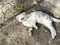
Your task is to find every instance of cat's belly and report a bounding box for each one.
[23,22,32,27]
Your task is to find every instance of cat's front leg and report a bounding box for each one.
[29,27,33,36]
[33,25,38,30]
[32,22,38,30]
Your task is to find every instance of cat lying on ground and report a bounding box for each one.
[16,11,60,39]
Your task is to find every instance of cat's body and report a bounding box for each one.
[16,11,60,39]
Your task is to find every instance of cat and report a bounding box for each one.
[16,11,60,39]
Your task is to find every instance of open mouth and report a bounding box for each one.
[21,17,25,20]
[21,17,26,21]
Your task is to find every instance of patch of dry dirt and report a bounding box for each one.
[0,19,60,45]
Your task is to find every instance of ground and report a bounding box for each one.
[0,18,60,45]
[0,0,60,45]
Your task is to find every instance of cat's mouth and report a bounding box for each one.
[21,17,26,21]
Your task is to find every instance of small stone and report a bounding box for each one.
[2,4,11,13]
[6,0,16,6]
[0,13,4,18]
[5,10,14,18]
[0,18,4,23]
[0,5,3,8]
[0,9,4,23]
[2,3,17,13]
[2,6,7,13]
[9,6,17,13]
[0,9,4,18]
[0,9,2,13]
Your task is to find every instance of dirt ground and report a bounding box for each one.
[0,18,60,45]
[0,0,60,45]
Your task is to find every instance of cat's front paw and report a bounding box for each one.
[34,26,38,30]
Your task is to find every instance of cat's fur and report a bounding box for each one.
[16,11,60,39]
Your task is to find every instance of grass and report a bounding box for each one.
[18,5,25,12]
[39,27,44,32]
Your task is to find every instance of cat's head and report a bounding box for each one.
[16,12,26,22]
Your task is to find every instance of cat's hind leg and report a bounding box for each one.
[45,24,57,39]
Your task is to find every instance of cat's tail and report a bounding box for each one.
[52,17,60,22]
